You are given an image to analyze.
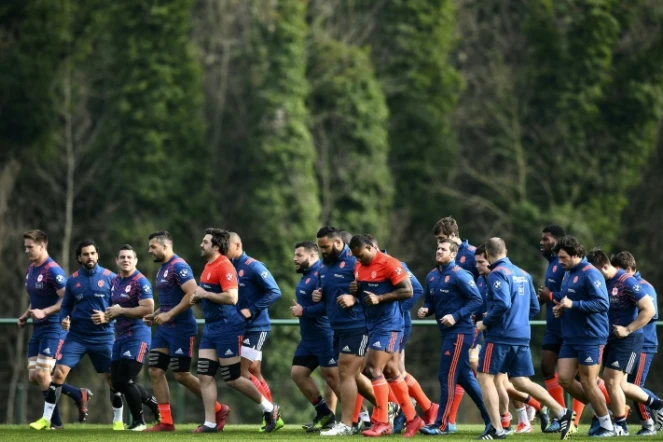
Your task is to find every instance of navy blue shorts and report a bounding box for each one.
[333,328,368,357]
[112,330,151,363]
[559,342,604,366]
[293,338,337,369]
[368,330,403,353]
[541,330,564,354]
[58,333,113,373]
[478,342,534,377]
[200,328,244,359]
[603,334,643,375]
[628,351,654,387]
[152,326,196,358]
[243,331,270,351]
[28,326,64,359]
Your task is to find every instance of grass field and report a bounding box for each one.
[0,424,659,441]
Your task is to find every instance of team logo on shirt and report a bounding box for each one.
[305,278,311,284]
[573,276,579,283]
[143,285,151,294]
[339,261,346,269]
[469,280,476,288]
[179,269,188,278]
[493,281,501,289]
[56,274,64,283]
[226,273,234,281]
[395,267,403,275]
[164,270,169,277]
[633,284,640,292]
[125,285,131,293]
[37,274,43,282]
[460,256,466,263]
[239,270,244,277]
[261,271,269,279]
[445,276,450,283]
[553,265,558,273]
[370,271,377,279]
[98,280,105,288]
[611,287,618,296]
[207,272,212,280]
[593,280,601,288]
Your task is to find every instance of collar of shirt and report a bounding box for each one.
[488,257,510,270]
[569,257,588,272]
[232,252,249,266]
[81,264,100,276]
[304,261,321,276]
[437,259,456,273]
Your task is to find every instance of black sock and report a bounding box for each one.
[110,389,123,408]
[314,396,332,416]
[135,384,156,405]
[125,382,145,423]
[42,390,62,426]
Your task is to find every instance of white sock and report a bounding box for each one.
[113,406,123,423]
[642,418,654,428]
[260,398,274,413]
[204,420,216,428]
[556,408,567,420]
[598,414,614,430]
[359,411,370,423]
[495,428,506,436]
[516,407,528,424]
[43,402,55,421]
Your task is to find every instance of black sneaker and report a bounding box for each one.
[77,388,93,423]
[476,425,506,440]
[262,403,284,433]
[144,395,160,423]
[193,424,217,433]
[306,412,335,432]
[558,408,574,440]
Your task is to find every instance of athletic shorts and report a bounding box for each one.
[559,342,604,366]
[400,325,412,351]
[28,326,63,359]
[333,328,368,357]
[151,325,196,358]
[478,342,534,377]
[58,333,113,373]
[112,330,151,363]
[541,330,564,354]
[293,337,337,370]
[367,330,403,353]
[603,334,643,375]
[200,328,244,359]
[243,331,270,351]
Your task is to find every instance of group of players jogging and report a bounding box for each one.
[19,217,662,439]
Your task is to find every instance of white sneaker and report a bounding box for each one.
[321,423,353,436]
[526,404,536,423]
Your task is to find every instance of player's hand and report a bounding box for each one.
[537,286,551,304]
[475,320,486,332]
[290,301,303,317]
[349,280,358,295]
[337,294,356,308]
[240,308,252,319]
[143,313,154,326]
[552,299,566,318]
[190,287,205,304]
[91,309,107,325]
[613,325,630,339]
[17,314,29,328]
[440,314,456,327]
[417,307,428,318]
[363,291,380,305]
[105,304,123,320]
[312,289,322,303]
[61,316,71,331]
[30,309,46,321]
[153,311,172,325]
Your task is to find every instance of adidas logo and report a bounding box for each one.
[611,361,619,368]
[123,350,132,357]
[328,358,336,365]
[243,338,250,345]
[175,348,184,355]
[373,341,382,348]
[585,357,593,363]
[224,349,233,356]
[342,345,351,352]
[43,348,51,355]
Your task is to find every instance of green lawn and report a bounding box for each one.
[0,424,658,441]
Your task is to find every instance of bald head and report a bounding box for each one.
[227,232,243,259]
[485,237,507,264]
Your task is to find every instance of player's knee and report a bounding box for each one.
[290,366,305,382]
[364,364,382,380]
[220,362,242,385]
[111,372,129,393]
[173,370,193,384]
[51,366,66,384]
[248,361,261,376]
[171,357,192,374]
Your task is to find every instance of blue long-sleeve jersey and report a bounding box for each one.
[635,271,658,353]
[423,260,483,338]
[318,245,365,330]
[543,255,565,335]
[401,262,423,328]
[457,240,479,280]
[232,252,282,333]
[484,257,539,346]
[296,261,333,340]
[553,258,609,345]
[60,265,116,339]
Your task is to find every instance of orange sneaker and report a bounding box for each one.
[144,422,175,432]
[362,421,393,437]
[403,416,425,438]
[215,404,231,431]
[423,403,439,426]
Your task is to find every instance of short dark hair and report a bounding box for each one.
[295,241,318,253]
[316,226,341,240]
[438,238,459,254]
[339,231,353,245]
[117,244,136,258]
[542,225,566,239]
[205,228,230,255]
[76,239,98,257]
[611,251,636,271]
[587,247,610,269]
[432,216,459,236]
[148,230,173,245]
[475,243,487,257]
[364,234,379,248]
[23,229,48,245]
[486,238,506,257]
[553,235,585,258]
[349,234,373,249]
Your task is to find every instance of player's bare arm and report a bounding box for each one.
[154,279,197,324]
[364,278,413,305]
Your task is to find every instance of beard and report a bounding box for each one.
[296,259,310,274]
[322,244,342,264]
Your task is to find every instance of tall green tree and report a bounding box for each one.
[307,38,393,240]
